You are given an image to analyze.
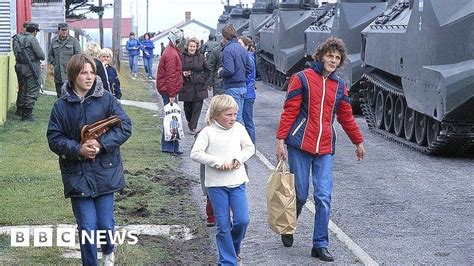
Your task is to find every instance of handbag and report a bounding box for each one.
[163,103,185,141]
[80,115,122,144]
[266,160,297,235]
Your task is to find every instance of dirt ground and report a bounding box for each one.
[118,161,216,264]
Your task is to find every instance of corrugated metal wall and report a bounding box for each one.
[0,0,11,53]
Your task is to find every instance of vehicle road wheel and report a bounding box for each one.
[374,90,384,129]
[393,96,405,137]
[404,107,415,141]
[383,93,395,132]
[414,112,427,145]
[427,118,441,148]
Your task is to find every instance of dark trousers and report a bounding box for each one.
[20,75,40,109]
[55,82,64,98]
[183,100,203,131]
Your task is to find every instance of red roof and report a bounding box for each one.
[66,18,133,38]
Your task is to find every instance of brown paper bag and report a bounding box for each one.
[266,160,297,235]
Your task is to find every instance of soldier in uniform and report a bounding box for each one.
[12,22,45,121]
[48,22,81,98]
[12,21,29,116]
[206,44,224,96]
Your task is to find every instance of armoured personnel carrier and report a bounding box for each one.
[257,0,320,88]
[304,0,388,110]
[360,0,474,155]
[243,0,278,41]
[228,4,252,35]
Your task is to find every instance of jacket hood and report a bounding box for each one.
[309,61,339,81]
[60,75,105,101]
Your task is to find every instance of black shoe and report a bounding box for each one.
[311,247,334,262]
[21,108,35,122]
[281,234,293,247]
[15,108,22,117]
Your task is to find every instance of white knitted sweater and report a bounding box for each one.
[190,122,255,187]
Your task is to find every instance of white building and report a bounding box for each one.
[151,18,215,54]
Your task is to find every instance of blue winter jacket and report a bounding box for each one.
[47,78,132,198]
[221,38,252,89]
[141,39,155,59]
[126,38,141,56]
[245,51,256,99]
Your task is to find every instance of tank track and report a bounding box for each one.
[360,72,474,156]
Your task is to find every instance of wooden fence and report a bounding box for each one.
[0,52,18,125]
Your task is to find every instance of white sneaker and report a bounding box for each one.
[103,252,115,266]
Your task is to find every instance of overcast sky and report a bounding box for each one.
[93,0,254,35]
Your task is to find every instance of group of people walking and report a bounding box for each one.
[157,23,366,265]
[125,32,155,80]
[13,19,365,266]
[157,24,257,155]
[12,22,123,122]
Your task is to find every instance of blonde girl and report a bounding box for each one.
[190,95,255,264]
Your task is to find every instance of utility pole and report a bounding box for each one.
[98,0,104,48]
[112,0,122,71]
[146,0,149,33]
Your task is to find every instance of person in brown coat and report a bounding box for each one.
[178,37,210,134]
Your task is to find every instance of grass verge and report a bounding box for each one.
[0,68,213,264]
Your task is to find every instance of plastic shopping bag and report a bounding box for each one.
[163,103,185,141]
[266,160,297,235]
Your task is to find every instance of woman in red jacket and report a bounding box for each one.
[276,37,366,262]
[156,29,184,155]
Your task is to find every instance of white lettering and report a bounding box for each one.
[126,230,139,245]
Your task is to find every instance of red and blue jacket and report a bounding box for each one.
[276,61,363,155]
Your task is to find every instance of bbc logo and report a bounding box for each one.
[11,227,77,247]
[10,227,138,247]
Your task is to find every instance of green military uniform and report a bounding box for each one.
[12,31,27,116]
[12,23,45,121]
[48,29,81,97]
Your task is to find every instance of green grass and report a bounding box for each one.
[0,67,193,264]
[119,62,157,102]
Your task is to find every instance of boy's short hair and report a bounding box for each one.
[221,24,236,41]
[206,95,238,124]
[67,54,97,88]
[99,47,113,59]
[312,36,347,68]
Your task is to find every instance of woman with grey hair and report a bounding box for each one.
[84,42,110,92]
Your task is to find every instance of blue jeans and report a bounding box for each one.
[71,193,115,266]
[160,92,180,153]
[143,57,153,76]
[207,184,250,265]
[287,145,333,248]
[243,98,256,143]
[224,87,246,123]
[128,55,138,75]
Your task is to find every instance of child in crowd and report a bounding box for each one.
[99,48,122,100]
[194,129,216,227]
[190,95,255,264]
